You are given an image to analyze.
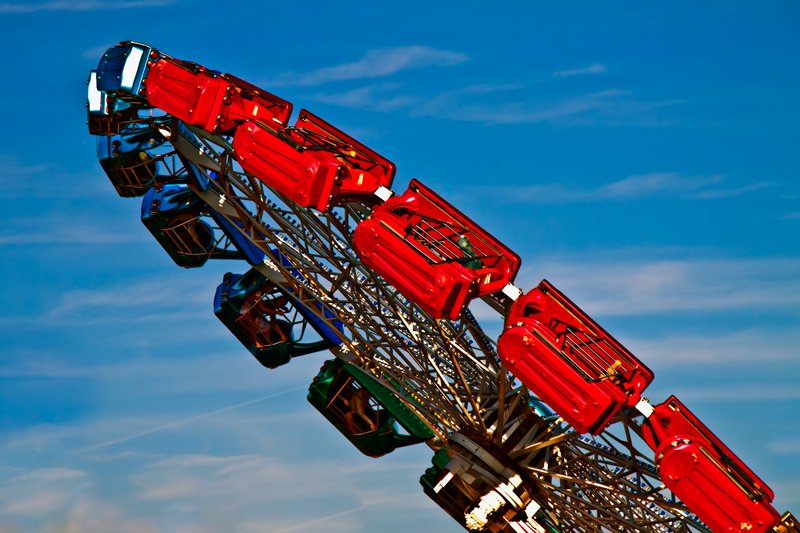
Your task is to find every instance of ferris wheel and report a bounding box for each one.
[86,41,797,533]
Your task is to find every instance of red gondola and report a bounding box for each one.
[641,396,780,533]
[234,120,344,211]
[293,110,395,204]
[144,58,291,134]
[353,179,520,320]
[497,280,654,434]
[233,110,395,211]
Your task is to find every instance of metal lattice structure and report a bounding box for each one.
[157,122,713,533]
[86,42,793,533]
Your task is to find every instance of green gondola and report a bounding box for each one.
[307,358,434,458]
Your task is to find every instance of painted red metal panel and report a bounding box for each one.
[293,109,395,205]
[145,60,291,134]
[145,59,223,130]
[498,280,654,434]
[217,72,291,130]
[354,214,475,320]
[234,120,343,212]
[497,317,626,434]
[656,438,780,533]
[353,179,521,320]
[642,396,776,504]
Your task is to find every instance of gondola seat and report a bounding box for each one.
[641,396,780,533]
[308,358,434,457]
[214,269,342,368]
[353,179,521,320]
[145,57,291,134]
[233,110,395,211]
[141,184,228,268]
[497,280,654,435]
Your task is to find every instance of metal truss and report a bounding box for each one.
[160,119,709,533]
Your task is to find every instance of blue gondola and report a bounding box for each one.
[87,70,140,136]
[141,184,241,268]
[97,124,173,197]
[214,268,342,368]
[96,42,153,103]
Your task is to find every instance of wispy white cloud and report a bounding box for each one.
[438,89,684,125]
[669,384,800,402]
[0,275,223,331]
[770,481,800,511]
[82,387,303,452]
[310,83,419,112]
[274,492,422,533]
[0,465,158,531]
[265,46,469,87]
[309,81,526,115]
[294,55,676,127]
[0,0,175,13]
[599,173,725,199]
[516,256,800,316]
[0,364,446,530]
[52,500,159,533]
[43,278,209,319]
[0,154,52,176]
[130,450,437,532]
[768,439,800,455]
[0,222,145,245]
[691,181,776,199]
[310,83,684,126]
[0,467,88,516]
[781,212,800,220]
[0,154,116,199]
[625,328,800,365]
[480,173,774,204]
[552,63,608,78]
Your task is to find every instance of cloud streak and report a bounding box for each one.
[0,223,145,245]
[552,63,608,78]
[0,0,175,13]
[309,83,684,126]
[309,81,525,115]
[0,274,227,334]
[625,328,800,366]
[769,439,800,455]
[517,255,800,316]
[310,83,419,112]
[669,384,800,402]
[0,154,117,199]
[265,46,469,87]
[82,387,303,452]
[437,89,684,125]
[480,173,774,204]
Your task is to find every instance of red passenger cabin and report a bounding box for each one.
[497,280,654,434]
[145,57,291,134]
[642,396,780,533]
[353,180,521,320]
[233,110,396,211]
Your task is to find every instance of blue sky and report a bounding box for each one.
[0,0,798,531]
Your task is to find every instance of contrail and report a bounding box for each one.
[82,386,304,452]
[278,505,367,532]
[277,493,419,532]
